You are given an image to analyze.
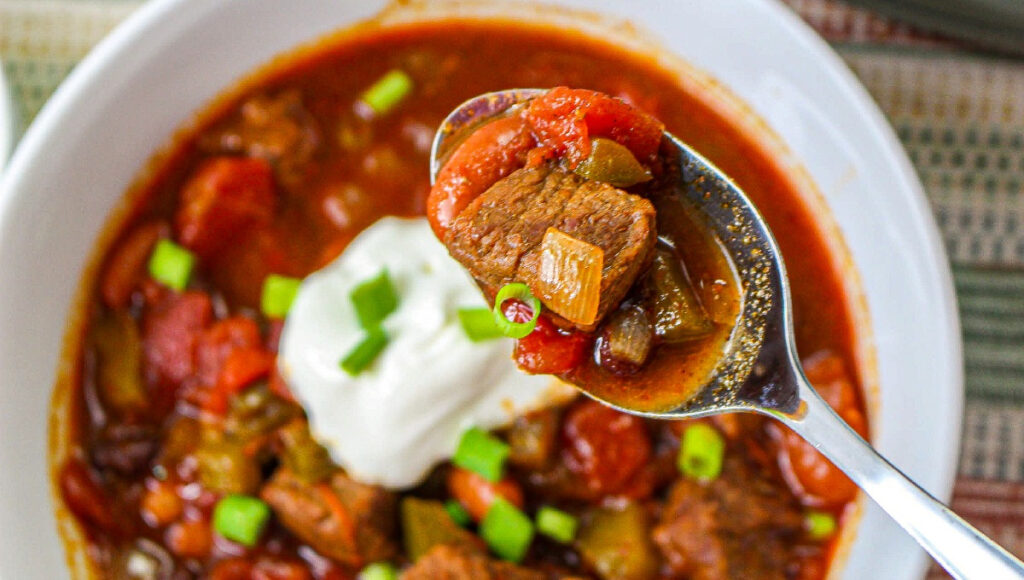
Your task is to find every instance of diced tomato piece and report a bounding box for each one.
[175,156,276,258]
[447,467,525,522]
[192,317,271,414]
[142,291,213,391]
[253,558,314,580]
[100,221,165,309]
[525,86,664,168]
[195,317,263,386]
[777,352,865,507]
[427,115,534,238]
[561,399,652,496]
[513,314,588,375]
[202,347,275,414]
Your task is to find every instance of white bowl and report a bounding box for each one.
[0,0,961,578]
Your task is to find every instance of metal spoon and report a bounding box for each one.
[430,90,1024,580]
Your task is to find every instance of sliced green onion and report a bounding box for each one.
[453,427,510,483]
[147,239,194,291]
[340,328,389,376]
[357,562,398,580]
[444,499,472,527]
[492,283,541,339]
[458,307,504,342]
[261,274,302,318]
[536,506,578,543]
[480,498,534,563]
[805,510,837,540]
[350,270,398,330]
[212,494,271,547]
[678,423,725,481]
[359,69,413,116]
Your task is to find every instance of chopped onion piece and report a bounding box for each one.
[536,228,604,326]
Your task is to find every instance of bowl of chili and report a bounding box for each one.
[0,0,960,578]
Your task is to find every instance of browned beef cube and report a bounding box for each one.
[401,545,545,580]
[260,468,396,566]
[445,165,656,330]
[652,455,811,580]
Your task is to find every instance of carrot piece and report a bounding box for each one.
[316,483,359,563]
[427,115,534,238]
[447,467,524,522]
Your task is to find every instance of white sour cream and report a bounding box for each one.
[279,217,574,489]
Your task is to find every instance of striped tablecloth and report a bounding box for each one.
[3,0,1023,576]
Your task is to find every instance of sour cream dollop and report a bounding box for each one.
[280,217,574,489]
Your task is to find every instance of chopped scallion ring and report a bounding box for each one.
[458,307,504,342]
[340,328,389,376]
[147,239,194,291]
[260,274,302,318]
[357,562,398,580]
[351,270,398,329]
[678,423,725,481]
[492,283,541,339]
[212,494,271,547]
[480,498,534,563]
[805,510,837,540]
[359,69,413,116]
[536,506,578,543]
[453,427,510,483]
[444,499,472,527]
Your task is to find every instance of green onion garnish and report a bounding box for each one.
[444,499,472,527]
[453,427,510,483]
[147,239,194,291]
[458,307,504,342]
[480,498,534,563]
[492,283,541,339]
[212,494,271,547]
[359,69,413,116]
[357,562,398,580]
[350,270,398,330]
[678,423,725,481]
[805,510,837,540]
[535,506,578,543]
[261,274,302,318]
[340,328,388,376]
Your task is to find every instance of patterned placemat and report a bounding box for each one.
[3,0,1024,577]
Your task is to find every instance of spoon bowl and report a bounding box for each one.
[430,89,1024,580]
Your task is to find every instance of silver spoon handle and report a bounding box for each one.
[778,379,1024,580]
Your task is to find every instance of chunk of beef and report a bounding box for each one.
[445,165,656,329]
[652,454,810,580]
[260,468,396,566]
[200,90,321,188]
[401,545,545,580]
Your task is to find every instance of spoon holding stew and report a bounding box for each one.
[430,89,1024,580]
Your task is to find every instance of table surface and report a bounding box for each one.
[2,0,1024,577]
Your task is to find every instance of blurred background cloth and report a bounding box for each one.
[2,0,1024,575]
